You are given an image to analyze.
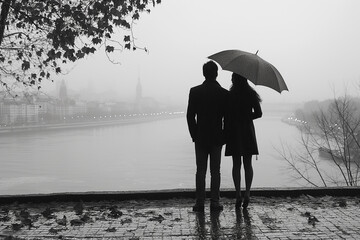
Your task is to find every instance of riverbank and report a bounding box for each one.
[0,111,184,134]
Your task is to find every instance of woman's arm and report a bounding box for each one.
[252,100,262,120]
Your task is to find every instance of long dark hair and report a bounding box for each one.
[229,73,262,103]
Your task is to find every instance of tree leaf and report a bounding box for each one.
[92,37,102,44]
[106,45,115,52]
[124,35,131,42]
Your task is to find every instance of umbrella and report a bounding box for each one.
[208,49,288,93]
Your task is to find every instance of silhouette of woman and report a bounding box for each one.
[225,73,262,209]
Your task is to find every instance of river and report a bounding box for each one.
[0,111,319,195]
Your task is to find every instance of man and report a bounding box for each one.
[186,60,228,212]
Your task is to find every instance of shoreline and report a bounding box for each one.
[0,112,184,134]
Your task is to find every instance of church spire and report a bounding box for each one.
[59,79,68,101]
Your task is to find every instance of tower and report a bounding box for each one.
[136,77,142,102]
[58,79,68,119]
[59,79,68,102]
[135,77,143,113]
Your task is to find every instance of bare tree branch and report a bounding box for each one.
[279,91,360,187]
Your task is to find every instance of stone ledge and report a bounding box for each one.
[0,187,359,204]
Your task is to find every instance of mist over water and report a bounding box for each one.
[0,107,329,195]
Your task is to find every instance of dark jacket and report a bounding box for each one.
[186,80,229,147]
[225,91,262,156]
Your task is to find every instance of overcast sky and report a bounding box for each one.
[47,0,360,105]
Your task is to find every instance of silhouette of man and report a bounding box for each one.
[187,61,228,212]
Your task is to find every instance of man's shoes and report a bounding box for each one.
[210,203,223,211]
[192,204,205,212]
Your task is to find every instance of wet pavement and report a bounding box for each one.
[1,193,360,239]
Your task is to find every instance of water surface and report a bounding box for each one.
[0,114,311,195]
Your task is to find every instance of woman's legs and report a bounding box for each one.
[243,154,253,207]
[232,156,242,201]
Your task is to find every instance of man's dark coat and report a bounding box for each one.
[186,80,229,147]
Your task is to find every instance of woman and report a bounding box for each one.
[225,73,262,209]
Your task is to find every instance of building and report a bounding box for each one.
[133,77,159,113]
[0,97,39,125]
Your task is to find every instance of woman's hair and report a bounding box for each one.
[230,73,262,103]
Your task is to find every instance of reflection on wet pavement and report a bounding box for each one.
[195,209,255,239]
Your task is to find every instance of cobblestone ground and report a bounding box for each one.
[0,195,360,239]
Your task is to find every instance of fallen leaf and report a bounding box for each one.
[11,223,23,231]
[148,214,165,223]
[74,201,84,215]
[81,213,93,223]
[105,227,116,232]
[42,207,55,219]
[19,209,30,219]
[70,218,84,226]
[49,227,65,234]
[108,206,123,219]
[56,215,67,226]
[121,218,132,224]
[338,199,347,207]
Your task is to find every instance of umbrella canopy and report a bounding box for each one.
[208,49,288,93]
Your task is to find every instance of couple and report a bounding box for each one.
[186,60,262,212]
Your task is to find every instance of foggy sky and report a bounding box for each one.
[46,0,360,105]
